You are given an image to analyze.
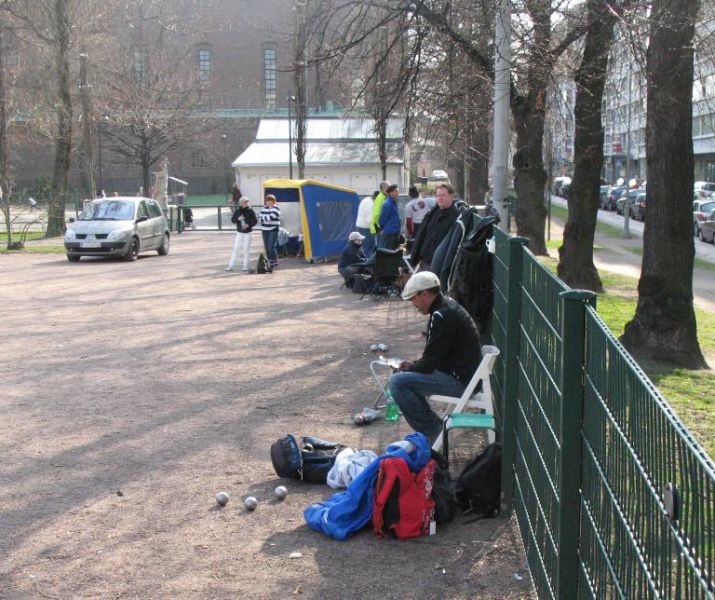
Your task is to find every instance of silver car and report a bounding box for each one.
[64,197,170,262]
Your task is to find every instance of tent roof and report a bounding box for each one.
[233,141,404,168]
[256,117,404,141]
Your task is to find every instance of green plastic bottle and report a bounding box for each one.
[384,389,400,422]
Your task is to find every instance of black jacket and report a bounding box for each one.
[407,293,482,385]
[410,203,460,266]
[338,241,365,269]
[231,206,258,233]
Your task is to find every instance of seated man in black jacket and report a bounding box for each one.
[388,271,482,444]
[338,231,366,287]
[410,183,460,272]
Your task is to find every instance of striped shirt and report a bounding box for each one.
[259,205,281,230]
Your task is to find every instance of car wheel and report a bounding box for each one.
[67,254,80,262]
[125,237,139,261]
[157,233,170,255]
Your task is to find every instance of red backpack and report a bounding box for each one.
[373,458,436,539]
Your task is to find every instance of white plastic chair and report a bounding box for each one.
[429,345,500,452]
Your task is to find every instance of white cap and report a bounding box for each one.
[401,271,440,300]
[348,231,365,242]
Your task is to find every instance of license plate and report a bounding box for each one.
[80,241,101,248]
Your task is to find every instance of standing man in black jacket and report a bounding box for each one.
[410,183,460,271]
[388,271,482,444]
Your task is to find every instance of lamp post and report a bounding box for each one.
[97,115,108,197]
[287,95,296,179]
[221,134,228,204]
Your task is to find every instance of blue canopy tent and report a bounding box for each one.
[262,179,360,262]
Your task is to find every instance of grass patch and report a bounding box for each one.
[0,231,46,242]
[0,245,65,254]
[538,256,715,456]
[623,245,715,273]
[550,204,624,238]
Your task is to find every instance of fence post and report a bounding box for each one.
[556,289,596,598]
[499,235,528,515]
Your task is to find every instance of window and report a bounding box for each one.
[147,200,163,218]
[133,49,146,83]
[263,47,276,110]
[137,202,149,219]
[198,46,211,82]
[192,151,207,168]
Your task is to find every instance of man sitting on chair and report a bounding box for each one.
[388,272,482,444]
[338,231,366,287]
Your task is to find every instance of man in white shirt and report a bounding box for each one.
[404,186,435,241]
[355,191,377,256]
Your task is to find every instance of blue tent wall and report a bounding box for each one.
[300,183,359,259]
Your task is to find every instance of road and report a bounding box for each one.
[549,195,715,313]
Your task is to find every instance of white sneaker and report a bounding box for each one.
[225,267,234,272]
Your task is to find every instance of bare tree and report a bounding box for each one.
[556,0,621,291]
[94,0,213,195]
[621,0,707,368]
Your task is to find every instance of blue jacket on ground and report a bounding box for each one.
[303,433,432,540]
[378,197,401,235]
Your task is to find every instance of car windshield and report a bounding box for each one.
[80,200,135,221]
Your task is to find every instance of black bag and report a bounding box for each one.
[455,443,502,518]
[256,252,273,274]
[270,434,346,484]
[430,450,458,523]
[351,274,372,294]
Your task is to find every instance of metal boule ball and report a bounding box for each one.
[244,496,258,511]
[215,491,230,506]
[370,344,379,352]
[274,485,288,500]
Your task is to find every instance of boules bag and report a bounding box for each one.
[270,434,346,484]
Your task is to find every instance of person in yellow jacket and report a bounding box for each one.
[370,180,391,248]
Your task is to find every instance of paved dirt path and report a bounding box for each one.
[0,233,532,599]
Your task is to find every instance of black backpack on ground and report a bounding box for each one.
[455,443,502,519]
[430,450,459,523]
[270,434,346,484]
[256,253,273,274]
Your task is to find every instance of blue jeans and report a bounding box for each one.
[357,226,375,257]
[388,370,465,443]
[262,228,278,263]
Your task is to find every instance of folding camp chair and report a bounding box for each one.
[428,345,500,453]
[363,248,404,299]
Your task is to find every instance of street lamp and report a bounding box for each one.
[287,95,296,179]
[96,115,109,198]
[221,134,228,204]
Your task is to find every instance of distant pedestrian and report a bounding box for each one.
[355,191,377,256]
[404,186,434,241]
[28,197,38,211]
[378,184,401,250]
[259,194,281,269]
[226,197,257,272]
[370,181,390,249]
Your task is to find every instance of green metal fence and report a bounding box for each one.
[489,225,715,599]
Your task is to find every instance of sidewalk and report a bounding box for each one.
[549,196,715,313]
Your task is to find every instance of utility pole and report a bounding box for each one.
[492,0,512,229]
[78,50,96,199]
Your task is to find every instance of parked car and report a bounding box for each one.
[64,197,170,262]
[607,186,625,211]
[699,209,715,243]
[693,199,715,237]
[553,176,571,197]
[616,188,643,216]
[630,192,647,221]
[694,181,715,198]
[430,169,449,181]
[598,185,611,209]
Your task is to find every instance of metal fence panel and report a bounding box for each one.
[581,308,715,598]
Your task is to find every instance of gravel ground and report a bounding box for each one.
[0,232,533,600]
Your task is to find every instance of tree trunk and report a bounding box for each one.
[48,0,72,237]
[557,0,618,292]
[294,0,307,179]
[0,27,12,249]
[512,98,548,255]
[620,0,706,369]
[465,115,489,205]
